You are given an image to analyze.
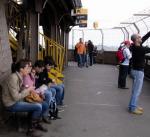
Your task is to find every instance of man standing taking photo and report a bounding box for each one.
[128,31,150,115]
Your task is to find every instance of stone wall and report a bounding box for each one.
[68,50,117,65]
[0,0,12,83]
[0,0,12,121]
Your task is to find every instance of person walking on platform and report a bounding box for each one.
[74,46,78,62]
[128,31,150,115]
[93,46,98,64]
[85,42,90,67]
[75,38,85,67]
[118,40,132,89]
[88,40,94,66]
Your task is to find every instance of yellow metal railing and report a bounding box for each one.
[39,33,65,72]
[9,34,18,51]
[8,33,18,58]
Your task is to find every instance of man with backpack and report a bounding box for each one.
[117,40,132,89]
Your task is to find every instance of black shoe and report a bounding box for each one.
[42,117,51,124]
[35,123,48,132]
[56,116,62,119]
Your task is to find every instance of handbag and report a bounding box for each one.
[25,91,43,103]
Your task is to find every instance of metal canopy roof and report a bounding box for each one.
[119,8,150,25]
[113,7,150,41]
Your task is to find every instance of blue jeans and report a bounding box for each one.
[47,87,57,102]
[51,84,65,105]
[59,84,65,102]
[44,89,52,105]
[49,88,56,97]
[85,54,89,67]
[6,101,49,119]
[77,54,83,67]
[128,69,144,111]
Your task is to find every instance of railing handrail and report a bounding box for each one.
[39,32,65,72]
[39,32,65,50]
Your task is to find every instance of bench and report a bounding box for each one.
[0,85,28,132]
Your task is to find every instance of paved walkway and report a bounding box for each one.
[1,64,150,137]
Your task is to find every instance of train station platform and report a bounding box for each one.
[1,64,150,137]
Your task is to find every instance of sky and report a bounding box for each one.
[81,0,150,29]
[69,0,150,50]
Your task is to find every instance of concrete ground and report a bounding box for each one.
[1,64,150,137]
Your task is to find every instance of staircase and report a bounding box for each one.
[6,1,65,73]
[39,33,65,73]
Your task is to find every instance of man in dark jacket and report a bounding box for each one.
[88,40,94,66]
[128,31,150,115]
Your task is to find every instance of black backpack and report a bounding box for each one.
[49,100,58,119]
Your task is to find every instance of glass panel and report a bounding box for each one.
[83,30,102,50]
[130,24,138,34]
[136,21,148,46]
[69,30,83,49]
[143,17,150,47]
[69,29,102,50]
[126,26,134,39]
[103,29,124,51]
[144,17,150,29]
[137,21,147,35]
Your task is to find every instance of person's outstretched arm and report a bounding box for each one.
[142,31,150,44]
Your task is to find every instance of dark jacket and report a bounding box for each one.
[131,31,150,70]
[88,42,94,54]
[131,46,150,70]
[35,68,52,88]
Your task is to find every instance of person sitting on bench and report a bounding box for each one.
[2,59,47,137]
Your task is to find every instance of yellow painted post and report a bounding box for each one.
[59,48,62,72]
[53,44,55,64]
[50,42,52,57]
[55,45,57,65]
[61,48,65,72]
